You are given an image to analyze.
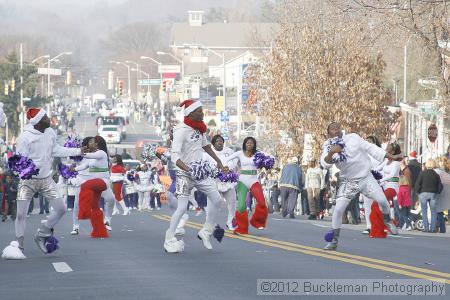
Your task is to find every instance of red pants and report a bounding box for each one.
[113,181,123,201]
[235,182,268,234]
[79,178,108,238]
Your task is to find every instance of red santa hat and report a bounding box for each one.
[409,151,417,160]
[179,99,202,116]
[27,107,46,125]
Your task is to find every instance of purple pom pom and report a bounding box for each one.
[64,136,83,162]
[371,170,383,180]
[253,151,275,170]
[8,154,40,180]
[58,163,78,179]
[45,236,59,253]
[213,225,225,242]
[324,230,335,242]
[217,170,239,182]
[127,171,136,182]
[253,151,265,169]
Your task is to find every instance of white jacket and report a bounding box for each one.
[320,133,386,180]
[16,124,81,179]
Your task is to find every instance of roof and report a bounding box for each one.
[170,22,277,48]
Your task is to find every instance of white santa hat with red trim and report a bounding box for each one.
[179,99,202,116]
[27,107,46,125]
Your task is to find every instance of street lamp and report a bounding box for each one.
[131,68,151,103]
[126,60,140,101]
[181,44,226,106]
[48,52,72,97]
[157,51,185,99]
[110,61,131,100]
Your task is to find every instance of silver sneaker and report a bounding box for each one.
[323,240,338,251]
[34,233,49,254]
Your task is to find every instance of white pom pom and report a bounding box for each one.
[10,241,19,247]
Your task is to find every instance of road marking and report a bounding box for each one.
[310,222,329,228]
[154,214,450,284]
[52,262,73,273]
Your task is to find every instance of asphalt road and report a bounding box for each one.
[1,113,449,299]
[0,205,449,300]
[71,112,162,159]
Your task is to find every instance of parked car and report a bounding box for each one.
[99,125,121,144]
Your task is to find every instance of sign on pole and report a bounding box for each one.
[220,111,229,122]
[158,65,181,74]
[38,68,62,76]
[138,79,162,86]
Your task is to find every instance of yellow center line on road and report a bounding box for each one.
[154,214,450,284]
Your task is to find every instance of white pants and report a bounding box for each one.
[220,188,237,224]
[166,172,222,238]
[362,195,373,229]
[138,191,150,209]
[15,177,66,241]
[102,187,116,223]
[332,175,390,230]
[72,186,81,228]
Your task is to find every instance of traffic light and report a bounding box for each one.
[10,79,15,92]
[4,83,8,96]
[162,81,166,91]
[118,80,124,96]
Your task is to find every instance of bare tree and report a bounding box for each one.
[255,0,399,160]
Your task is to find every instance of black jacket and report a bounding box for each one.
[415,169,442,194]
[408,159,422,187]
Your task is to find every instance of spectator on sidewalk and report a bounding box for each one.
[305,159,324,220]
[408,151,422,205]
[415,159,443,233]
[434,156,450,233]
[2,174,18,222]
[279,157,303,218]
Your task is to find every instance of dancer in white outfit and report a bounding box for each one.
[70,137,93,235]
[164,99,228,253]
[135,164,152,210]
[206,134,237,230]
[7,108,83,257]
[74,136,115,237]
[321,122,401,250]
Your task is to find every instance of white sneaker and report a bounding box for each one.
[157,207,161,211]
[149,207,154,211]
[362,229,370,235]
[385,221,398,235]
[401,223,407,230]
[164,238,184,253]
[197,229,213,250]
[175,227,185,236]
[226,222,236,231]
[70,228,79,235]
[104,222,112,231]
[122,208,130,216]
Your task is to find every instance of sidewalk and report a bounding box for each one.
[271,213,450,238]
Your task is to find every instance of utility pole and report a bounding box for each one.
[20,43,24,133]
